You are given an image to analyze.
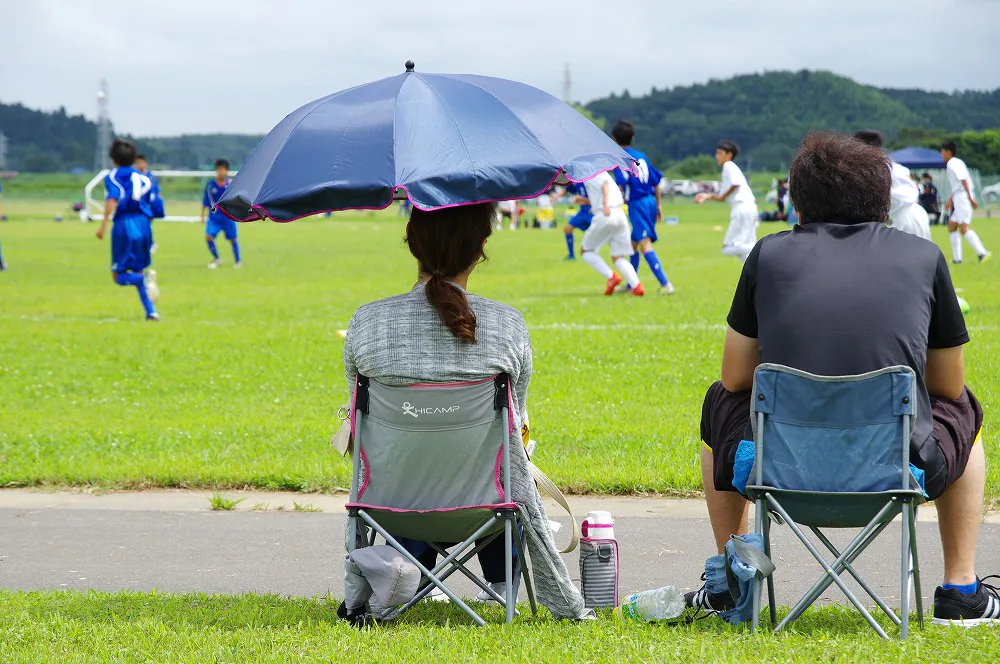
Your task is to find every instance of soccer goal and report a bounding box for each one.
[81,169,237,223]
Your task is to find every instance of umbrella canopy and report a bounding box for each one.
[887,146,946,170]
[218,63,635,222]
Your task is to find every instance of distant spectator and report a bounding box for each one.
[776,179,788,215]
[920,172,941,224]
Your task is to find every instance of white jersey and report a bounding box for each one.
[888,161,919,219]
[583,172,624,213]
[946,157,974,203]
[721,161,755,208]
[537,193,552,209]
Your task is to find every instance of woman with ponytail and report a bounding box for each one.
[344,202,590,620]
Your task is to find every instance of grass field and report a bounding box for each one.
[1,589,999,663]
[1,197,999,498]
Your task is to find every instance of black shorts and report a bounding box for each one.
[700,380,983,500]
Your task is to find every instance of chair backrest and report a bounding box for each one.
[349,374,513,512]
[751,364,918,494]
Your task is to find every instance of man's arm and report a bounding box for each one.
[962,179,979,209]
[654,183,663,220]
[925,346,965,400]
[600,181,611,216]
[721,327,759,392]
[713,185,739,202]
[97,199,116,240]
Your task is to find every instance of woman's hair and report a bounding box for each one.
[405,202,496,343]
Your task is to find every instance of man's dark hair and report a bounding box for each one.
[135,153,147,161]
[611,121,634,146]
[109,139,136,167]
[940,141,958,155]
[853,130,884,148]
[215,158,230,169]
[789,132,891,225]
[716,139,739,158]
[922,172,932,179]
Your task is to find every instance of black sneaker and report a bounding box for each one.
[684,574,736,614]
[933,576,1000,627]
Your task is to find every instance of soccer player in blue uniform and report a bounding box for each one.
[202,159,240,268]
[95,139,159,320]
[611,121,674,295]
[135,154,165,253]
[562,182,593,260]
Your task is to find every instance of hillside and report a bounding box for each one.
[586,70,1000,170]
[2,70,998,173]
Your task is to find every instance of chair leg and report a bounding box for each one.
[504,517,515,624]
[811,526,901,626]
[900,501,915,640]
[762,507,777,626]
[909,505,923,629]
[751,497,765,632]
[512,521,537,615]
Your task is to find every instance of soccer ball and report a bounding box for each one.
[957,296,971,315]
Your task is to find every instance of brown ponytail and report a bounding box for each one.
[405,203,496,343]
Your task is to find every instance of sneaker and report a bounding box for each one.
[425,587,451,603]
[979,252,992,264]
[563,255,576,261]
[144,270,160,303]
[657,283,676,296]
[684,574,735,614]
[146,313,160,322]
[604,273,623,295]
[476,582,506,603]
[953,260,963,265]
[234,262,242,269]
[933,576,1000,627]
[208,259,222,269]
[631,283,646,296]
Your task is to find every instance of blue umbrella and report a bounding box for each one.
[217,62,635,222]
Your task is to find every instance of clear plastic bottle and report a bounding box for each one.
[613,586,686,622]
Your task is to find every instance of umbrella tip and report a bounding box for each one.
[405,60,415,72]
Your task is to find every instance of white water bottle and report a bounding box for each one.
[613,586,686,622]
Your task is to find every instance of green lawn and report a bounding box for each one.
[1,197,998,497]
[1,590,997,663]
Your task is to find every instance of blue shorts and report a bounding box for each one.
[627,195,659,244]
[568,210,593,232]
[206,216,238,240]
[110,213,153,273]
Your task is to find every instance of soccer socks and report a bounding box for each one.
[965,230,987,257]
[231,240,241,264]
[207,239,220,260]
[581,251,613,279]
[115,272,156,318]
[950,231,963,262]
[943,580,979,595]
[565,232,575,259]
[630,252,641,278]
[614,257,641,288]
[643,250,669,287]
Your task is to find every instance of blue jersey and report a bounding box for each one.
[104,167,154,220]
[203,178,231,222]
[566,182,591,214]
[614,148,662,202]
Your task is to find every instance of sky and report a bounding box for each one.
[3,0,999,137]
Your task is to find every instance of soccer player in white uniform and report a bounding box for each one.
[695,140,757,261]
[941,141,989,263]
[854,131,931,240]
[579,171,644,296]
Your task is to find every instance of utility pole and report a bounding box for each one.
[562,63,572,103]
[93,79,112,171]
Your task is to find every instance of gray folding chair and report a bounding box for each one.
[346,373,537,626]
[746,364,926,639]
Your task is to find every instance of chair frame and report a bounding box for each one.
[746,364,925,639]
[346,373,537,626]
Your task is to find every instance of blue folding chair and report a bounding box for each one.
[746,364,926,639]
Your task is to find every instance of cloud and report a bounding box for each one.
[1,0,997,136]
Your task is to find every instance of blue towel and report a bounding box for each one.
[731,440,755,495]
[909,463,927,497]
[720,533,767,625]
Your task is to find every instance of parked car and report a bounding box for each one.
[983,182,1000,203]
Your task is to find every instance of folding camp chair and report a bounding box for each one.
[346,373,537,626]
[746,364,926,639]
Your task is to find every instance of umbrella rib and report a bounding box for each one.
[463,84,560,169]
[414,74,481,199]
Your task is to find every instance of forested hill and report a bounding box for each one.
[585,70,1000,170]
[2,69,998,172]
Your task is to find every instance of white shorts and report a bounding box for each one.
[723,204,758,254]
[951,196,973,224]
[581,208,633,256]
[891,203,931,241]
